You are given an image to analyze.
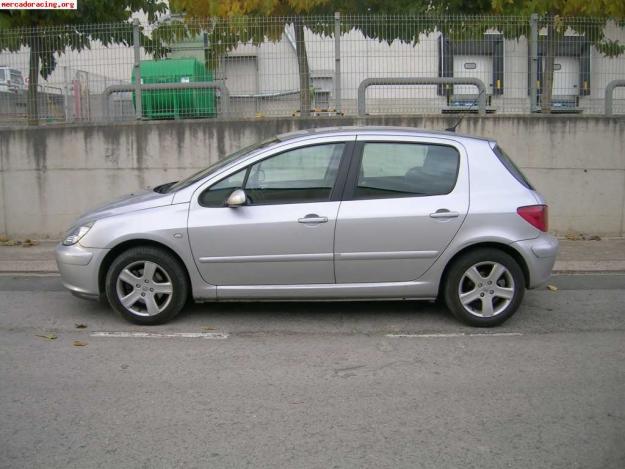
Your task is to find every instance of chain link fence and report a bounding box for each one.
[1,14,624,125]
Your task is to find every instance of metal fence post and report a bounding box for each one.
[529,14,539,113]
[133,19,143,120]
[63,66,71,122]
[334,12,342,115]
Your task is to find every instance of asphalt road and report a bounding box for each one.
[0,274,624,468]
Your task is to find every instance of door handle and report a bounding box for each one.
[298,214,328,224]
[429,209,460,219]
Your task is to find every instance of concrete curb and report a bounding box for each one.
[554,260,625,273]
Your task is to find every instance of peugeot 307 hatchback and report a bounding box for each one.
[56,127,558,326]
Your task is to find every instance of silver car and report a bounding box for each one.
[56,126,558,327]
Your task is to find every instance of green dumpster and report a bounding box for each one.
[132,58,216,119]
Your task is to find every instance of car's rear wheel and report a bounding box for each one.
[444,248,525,327]
[105,246,188,325]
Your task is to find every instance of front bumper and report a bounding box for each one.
[512,234,559,289]
[55,243,109,299]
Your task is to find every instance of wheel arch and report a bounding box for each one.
[98,239,192,301]
[437,241,531,298]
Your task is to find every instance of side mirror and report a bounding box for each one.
[226,189,247,207]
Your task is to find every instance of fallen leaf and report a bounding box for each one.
[0,235,8,242]
[35,334,58,340]
[73,340,88,347]
[74,323,87,329]
[547,285,558,292]
[565,232,582,241]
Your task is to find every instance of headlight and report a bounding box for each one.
[62,222,94,246]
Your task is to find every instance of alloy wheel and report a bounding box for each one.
[457,261,515,318]
[115,260,173,317]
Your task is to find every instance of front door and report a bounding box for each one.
[187,141,351,286]
[334,138,469,283]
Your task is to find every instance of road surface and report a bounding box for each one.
[1,274,624,468]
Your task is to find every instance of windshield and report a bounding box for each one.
[165,137,279,193]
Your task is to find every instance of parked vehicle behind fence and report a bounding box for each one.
[56,126,558,326]
[0,67,25,93]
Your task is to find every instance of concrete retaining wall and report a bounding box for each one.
[1,115,624,238]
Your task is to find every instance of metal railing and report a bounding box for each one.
[605,80,625,116]
[1,14,624,125]
[358,77,487,116]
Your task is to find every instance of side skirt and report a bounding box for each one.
[194,280,438,301]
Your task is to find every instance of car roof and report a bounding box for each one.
[276,126,495,145]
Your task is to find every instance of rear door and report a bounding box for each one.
[334,136,469,283]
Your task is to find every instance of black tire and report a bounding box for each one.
[443,248,525,327]
[105,246,189,325]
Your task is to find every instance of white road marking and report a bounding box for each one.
[385,332,523,338]
[90,331,229,339]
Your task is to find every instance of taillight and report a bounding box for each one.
[517,205,548,232]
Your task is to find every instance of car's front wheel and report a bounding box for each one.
[444,248,525,327]
[105,246,189,325]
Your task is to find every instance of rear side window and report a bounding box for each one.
[353,142,460,199]
[492,145,534,190]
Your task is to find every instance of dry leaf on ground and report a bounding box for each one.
[547,285,558,292]
[73,340,88,347]
[35,334,58,340]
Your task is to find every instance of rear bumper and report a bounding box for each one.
[512,234,559,289]
[55,243,109,299]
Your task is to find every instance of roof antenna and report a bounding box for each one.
[445,88,486,132]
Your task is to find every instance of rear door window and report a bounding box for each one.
[351,142,460,199]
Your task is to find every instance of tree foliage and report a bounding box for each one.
[492,0,625,111]
[0,0,167,123]
[169,0,495,114]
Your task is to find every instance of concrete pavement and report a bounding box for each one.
[0,274,623,468]
[1,238,624,274]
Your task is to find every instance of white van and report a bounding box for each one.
[0,67,26,93]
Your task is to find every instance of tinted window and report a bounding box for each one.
[198,143,345,207]
[198,168,246,207]
[492,144,534,190]
[354,143,459,199]
[245,143,344,205]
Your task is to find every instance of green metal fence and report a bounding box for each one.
[0,14,624,124]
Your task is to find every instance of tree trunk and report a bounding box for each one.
[27,40,40,126]
[542,18,556,114]
[294,18,311,117]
